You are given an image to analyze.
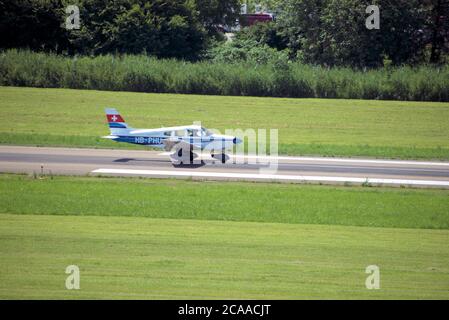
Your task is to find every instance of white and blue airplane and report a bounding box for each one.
[102,108,242,165]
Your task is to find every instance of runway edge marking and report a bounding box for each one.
[157,153,449,167]
[91,168,449,187]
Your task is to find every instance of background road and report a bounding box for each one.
[1,146,449,188]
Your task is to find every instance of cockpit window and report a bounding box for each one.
[201,127,212,136]
[185,128,212,137]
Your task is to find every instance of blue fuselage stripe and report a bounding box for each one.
[111,136,231,147]
[109,122,127,128]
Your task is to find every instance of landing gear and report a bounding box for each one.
[171,148,201,166]
[178,148,183,164]
[211,151,229,164]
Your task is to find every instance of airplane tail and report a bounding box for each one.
[105,108,132,135]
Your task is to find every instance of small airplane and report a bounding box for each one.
[102,108,242,165]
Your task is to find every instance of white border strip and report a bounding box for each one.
[92,168,449,187]
[157,152,449,167]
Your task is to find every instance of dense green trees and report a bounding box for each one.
[0,0,239,60]
[274,0,448,67]
[426,0,449,63]
[0,0,448,66]
[235,21,287,51]
[243,0,283,14]
[68,0,207,59]
[195,0,240,35]
[234,0,449,67]
[0,0,70,53]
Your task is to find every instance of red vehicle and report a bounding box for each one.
[239,13,274,28]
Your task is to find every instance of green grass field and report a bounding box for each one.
[0,174,448,299]
[1,213,448,299]
[1,174,448,229]
[1,86,449,159]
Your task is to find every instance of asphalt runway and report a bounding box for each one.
[1,145,449,188]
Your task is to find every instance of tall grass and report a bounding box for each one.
[1,49,448,101]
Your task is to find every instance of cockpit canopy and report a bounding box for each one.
[186,127,213,137]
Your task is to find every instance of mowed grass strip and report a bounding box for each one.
[0,214,448,299]
[1,174,448,229]
[1,86,449,159]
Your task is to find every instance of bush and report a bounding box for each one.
[235,22,288,51]
[206,39,289,65]
[0,49,448,101]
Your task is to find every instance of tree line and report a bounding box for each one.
[275,0,449,67]
[0,0,448,67]
[0,0,241,60]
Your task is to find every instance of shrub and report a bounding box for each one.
[0,49,448,101]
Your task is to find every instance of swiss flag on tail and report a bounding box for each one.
[107,114,125,123]
[105,108,129,130]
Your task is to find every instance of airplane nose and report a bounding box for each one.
[233,137,242,144]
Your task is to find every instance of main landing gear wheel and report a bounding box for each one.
[175,148,197,165]
[211,152,228,164]
[175,149,186,165]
